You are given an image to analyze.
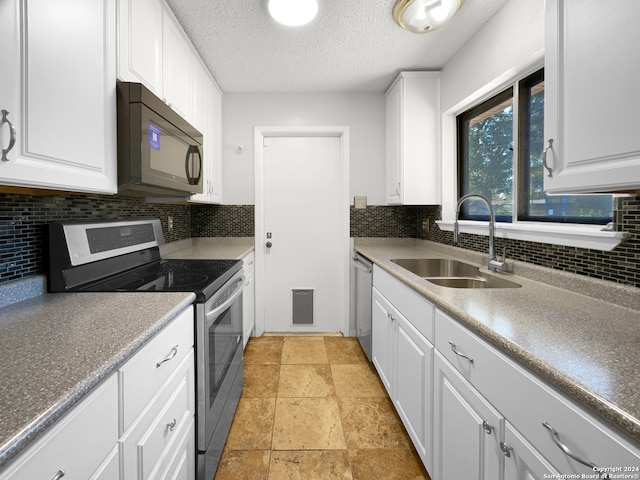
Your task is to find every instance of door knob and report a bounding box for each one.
[266,241,272,248]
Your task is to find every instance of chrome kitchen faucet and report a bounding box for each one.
[454,194,510,273]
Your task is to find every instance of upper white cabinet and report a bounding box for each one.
[385,71,440,205]
[0,0,117,194]
[544,0,640,193]
[118,0,222,203]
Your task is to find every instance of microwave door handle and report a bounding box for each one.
[185,145,202,185]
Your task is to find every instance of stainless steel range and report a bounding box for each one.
[48,218,244,479]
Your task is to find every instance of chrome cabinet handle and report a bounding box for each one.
[1,110,17,162]
[542,421,599,470]
[541,138,554,177]
[395,182,400,195]
[167,418,177,431]
[156,345,178,368]
[482,420,493,435]
[500,441,512,457]
[448,341,474,363]
[51,470,65,480]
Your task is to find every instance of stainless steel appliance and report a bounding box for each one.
[353,253,373,361]
[116,81,204,196]
[48,218,243,479]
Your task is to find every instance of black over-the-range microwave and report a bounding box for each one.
[116,80,203,196]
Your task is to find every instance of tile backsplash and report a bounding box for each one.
[0,193,191,283]
[1,193,639,288]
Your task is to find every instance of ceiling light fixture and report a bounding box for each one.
[268,0,318,27]
[393,0,464,34]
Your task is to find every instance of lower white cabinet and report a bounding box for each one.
[371,287,395,393]
[119,350,195,480]
[242,251,255,349]
[368,264,640,480]
[0,375,119,480]
[502,422,559,480]
[0,305,195,480]
[372,266,434,472]
[433,352,503,480]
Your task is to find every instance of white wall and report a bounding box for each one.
[221,92,385,205]
[439,0,545,220]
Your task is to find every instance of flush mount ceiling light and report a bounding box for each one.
[268,0,318,27]
[393,0,464,34]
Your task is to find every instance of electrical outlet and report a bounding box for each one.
[422,219,429,232]
[168,216,174,233]
[354,196,367,209]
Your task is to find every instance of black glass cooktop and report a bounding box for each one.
[76,259,241,302]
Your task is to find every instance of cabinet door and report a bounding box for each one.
[433,352,503,480]
[162,9,193,122]
[385,78,403,204]
[0,376,118,480]
[395,313,433,472]
[0,0,117,194]
[117,0,163,94]
[371,287,395,395]
[544,0,640,193]
[208,85,223,203]
[502,422,559,480]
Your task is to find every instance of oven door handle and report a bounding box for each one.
[205,275,244,324]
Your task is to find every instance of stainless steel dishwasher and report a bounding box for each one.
[353,253,373,361]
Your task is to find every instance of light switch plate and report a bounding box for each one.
[354,196,367,209]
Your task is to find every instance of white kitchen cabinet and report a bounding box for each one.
[371,287,395,393]
[372,266,435,472]
[0,375,119,480]
[502,422,560,480]
[119,351,195,480]
[435,307,640,476]
[394,312,433,470]
[118,0,194,124]
[384,71,440,205]
[161,8,194,122]
[189,66,222,205]
[116,0,163,95]
[544,0,640,193]
[242,251,255,349]
[433,352,503,480]
[0,0,117,194]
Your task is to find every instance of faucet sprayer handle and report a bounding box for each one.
[453,221,459,244]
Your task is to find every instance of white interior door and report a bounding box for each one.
[260,133,347,333]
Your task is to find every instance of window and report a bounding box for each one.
[457,69,613,224]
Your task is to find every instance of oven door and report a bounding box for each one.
[196,271,244,454]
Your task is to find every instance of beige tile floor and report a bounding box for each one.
[214,336,431,480]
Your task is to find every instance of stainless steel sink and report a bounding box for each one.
[391,258,521,289]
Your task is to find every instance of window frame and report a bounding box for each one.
[456,67,613,226]
[436,62,628,252]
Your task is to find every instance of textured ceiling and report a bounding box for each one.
[164,0,509,93]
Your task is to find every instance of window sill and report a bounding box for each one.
[436,220,630,251]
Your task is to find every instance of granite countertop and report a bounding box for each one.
[161,237,255,260]
[0,291,195,469]
[355,238,640,445]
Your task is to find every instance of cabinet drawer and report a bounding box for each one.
[120,349,195,480]
[435,309,640,473]
[242,251,255,273]
[1,375,118,480]
[120,306,194,433]
[373,266,434,342]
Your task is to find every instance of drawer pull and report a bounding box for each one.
[482,420,494,435]
[500,441,512,457]
[156,345,179,368]
[449,341,474,363]
[542,421,599,470]
[51,470,65,480]
[167,418,177,431]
